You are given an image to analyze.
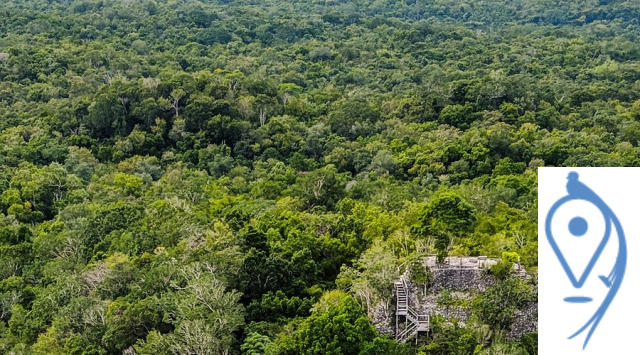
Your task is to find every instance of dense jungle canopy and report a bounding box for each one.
[0,0,638,354]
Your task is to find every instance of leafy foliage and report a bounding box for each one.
[266,294,401,355]
[1,0,637,352]
[473,278,537,331]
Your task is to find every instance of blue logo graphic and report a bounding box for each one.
[545,172,627,349]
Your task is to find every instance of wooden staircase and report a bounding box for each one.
[395,269,430,343]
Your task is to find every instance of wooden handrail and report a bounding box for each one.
[397,322,417,341]
[395,267,430,343]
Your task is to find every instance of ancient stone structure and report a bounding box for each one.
[383,256,537,342]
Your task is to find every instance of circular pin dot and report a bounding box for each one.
[569,217,588,237]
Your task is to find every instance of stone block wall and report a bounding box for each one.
[379,256,538,340]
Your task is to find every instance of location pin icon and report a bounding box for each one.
[545,173,611,289]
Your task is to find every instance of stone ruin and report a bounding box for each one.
[374,256,538,341]
[424,255,529,292]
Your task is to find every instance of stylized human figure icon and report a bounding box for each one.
[545,172,627,349]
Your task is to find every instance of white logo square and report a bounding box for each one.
[539,167,640,354]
